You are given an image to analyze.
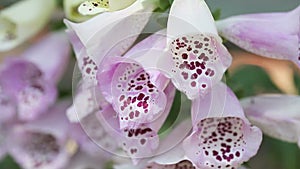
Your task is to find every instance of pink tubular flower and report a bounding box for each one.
[241,94,300,148]
[216,6,300,67]
[158,0,232,100]
[0,32,70,121]
[67,31,176,163]
[7,100,73,169]
[183,83,262,169]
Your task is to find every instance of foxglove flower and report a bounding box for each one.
[68,31,176,163]
[183,83,262,169]
[64,0,136,22]
[158,0,232,100]
[0,0,56,51]
[7,100,73,169]
[64,0,155,82]
[216,6,300,67]
[241,94,300,148]
[0,32,70,121]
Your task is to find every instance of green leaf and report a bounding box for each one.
[212,8,221,20]
[158,90,181,134]
[226,65,281,98]
[153,0,171,12]
[0,155,21,169]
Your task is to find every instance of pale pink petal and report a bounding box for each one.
[66,30,99,83]
[97,57,168,129]
[21,32,71,83]
[96,84,176,163]
[216,5,300,67]
[7,100,72,169]
[69,110,118,156]
[124,29,168,69]
[241,94,300,148]
[0,59,57,121]
[66,80,109,122]
[65,150,107,169]
[159,34,232,100]
[160,0,232,100]
[183,83,262,169]
[149,119,192,165]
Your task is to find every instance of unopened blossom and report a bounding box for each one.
[0,32,70,121]
[183,83,262,169]
[241,94,300,148]
[158,0,232,99]
[216,6,300,67]
[0,0,56,51]
[7,100,73,169]
[64,0,136,22]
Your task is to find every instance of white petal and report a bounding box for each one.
[168,0,218,41]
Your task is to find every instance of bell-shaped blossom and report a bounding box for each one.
[0,0,56,51]
[64,0,136,22]
[183,83,262,169]
[0,32,70,121]
[97,30,171,128]
[64,0,155,82]
[68,31,176,163]
[241,94,300,148]
[7,100,73,169]
[216,6,300,67]
[158,0,232,100]
[68,79,175,163]
[97,56,170,129]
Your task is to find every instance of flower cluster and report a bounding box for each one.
[0,0,299,169]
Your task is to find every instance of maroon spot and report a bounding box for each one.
[135,111,140,117]
[86,68,91,74]
[137,93,145,100]
[182,53,188,59]
[140,139,146,145]
[129,112,134,119]
[196,69,202,75]
[119,95,125,101]
[191,81,196,87]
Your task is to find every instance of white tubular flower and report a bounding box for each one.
[0,0,56,51]
[64,0,137,22]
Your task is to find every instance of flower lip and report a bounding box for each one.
[183,83,262,169]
